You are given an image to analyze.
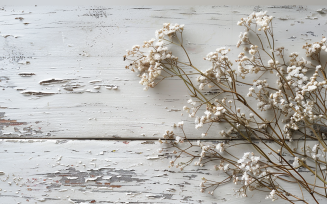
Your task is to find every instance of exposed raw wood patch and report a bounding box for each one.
[20,90,56,96]
[0,112,27,129]
[18,72,35,77]
[39,78,71,85]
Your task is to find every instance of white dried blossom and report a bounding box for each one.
[292,157,300,168]
[237,11,273,31]
[203,47,233,84]
[163,130,174,139]
[307,144,322,160]
[223,164,229,171]
[125,24,182,90]
[175,136,183,143]
[216,143,225,153]
[266,189,278,201]
[155,23,184,40]
[187,98,197,106]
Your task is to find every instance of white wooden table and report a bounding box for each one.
[0,5,326,203]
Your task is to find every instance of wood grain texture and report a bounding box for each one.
[1,6,327,203]
[0,139,322,204]
[0,5,326,139]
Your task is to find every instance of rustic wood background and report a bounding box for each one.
[0,5,326,203]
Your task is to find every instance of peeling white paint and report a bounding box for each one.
[0,5,326,204]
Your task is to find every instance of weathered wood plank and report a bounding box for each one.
[0,139,322,203]
[0,6,327,139]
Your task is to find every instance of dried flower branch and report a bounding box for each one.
[124,11,327,203]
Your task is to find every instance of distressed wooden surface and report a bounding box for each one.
[1,5,327,204]
[1,5,327,139]
[0,139,322,204]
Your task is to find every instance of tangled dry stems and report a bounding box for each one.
[124,11,327,203]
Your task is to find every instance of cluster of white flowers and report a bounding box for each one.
[138,62,161,90]
[175,136,184,143]
[196,105,227,130]
[234,10,326,144]
[274,46,284,57]
[286,65,309,89]
[237,11,273,31]
[246,80,275,112]
[155,23,184,40]
[247,87,255,97]
[173,121,185,128]
[305,144,325,160]
[195,140,230,169]
[200,47,233,87]
[292,157,300,168]
[253,80,269,93]
[236,52,255,77]
[194,115,207,129]
[267,59,280,68]
[310,144,321,160]
[249,45,258,55]
[184,98,228,131]
[163,130,175,139]
[214,160,230,172]
[183,98,197,118]
[216,143,225,153]
[269,90,283,106]
[303,37,327,58]
[300,70,327,94]
[290,100,316,128]
[228,152,272,198]
[125,24,181,90]
[194,141,212,167]
[236,32,249,48]
[237,152,262,182]
[265,189,278,201]
[283,100,316,136]
[288,52,311,67]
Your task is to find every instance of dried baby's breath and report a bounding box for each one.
[125,11,327,203]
